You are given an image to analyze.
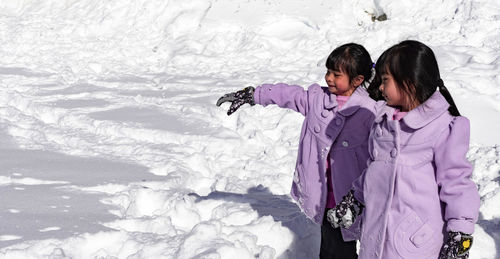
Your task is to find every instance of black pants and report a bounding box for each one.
[320,212,358,259]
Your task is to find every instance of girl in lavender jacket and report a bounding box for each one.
[217,43,376,259]
[329,40,480,259]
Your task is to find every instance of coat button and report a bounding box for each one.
[321,110,330,118]
[314,125,321,133]
[391,148,398,157]
[342,141,349,147]
[335,118,342,126]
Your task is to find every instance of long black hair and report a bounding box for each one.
[368,40,460,116]
[326,43,373,88]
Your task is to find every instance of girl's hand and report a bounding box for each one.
[216,86,256,115]
[439,231,473,259]
[326,189,364,229]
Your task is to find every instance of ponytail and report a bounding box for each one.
[437,79,460,116]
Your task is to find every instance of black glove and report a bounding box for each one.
[439,231,473,259]
[216,86,256,115]
[326,189,364,229]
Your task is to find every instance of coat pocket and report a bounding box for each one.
[393,210,442,258]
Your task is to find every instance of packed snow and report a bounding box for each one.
[0,0,499,258]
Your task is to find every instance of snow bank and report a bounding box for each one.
[0,0,498,258]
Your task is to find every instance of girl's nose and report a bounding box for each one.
[379,84,384,91]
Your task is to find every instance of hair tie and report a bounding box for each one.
[368,64,376,83]
[437,79,444,89]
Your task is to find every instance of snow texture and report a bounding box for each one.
[0,0,499,258]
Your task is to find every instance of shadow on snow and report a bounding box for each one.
[191,184,320,258]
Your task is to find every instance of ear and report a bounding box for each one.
[352,75,365,87]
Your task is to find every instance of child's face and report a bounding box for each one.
[379,72,406,110]
[325,69,355,96]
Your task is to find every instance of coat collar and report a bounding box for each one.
[323,89,338,109]
[323,87,369,116]
[374,90,450,129]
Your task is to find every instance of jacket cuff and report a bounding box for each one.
[253,85,262,105]
[446,219,475,234]
[352,189,364,205]
[253,84,276,106]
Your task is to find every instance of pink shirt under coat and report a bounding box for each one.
[392,109,407,121]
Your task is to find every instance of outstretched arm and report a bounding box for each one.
[253,83,313,116]
[216,83,315,116]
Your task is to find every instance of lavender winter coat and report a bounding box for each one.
[254,83,376,241]
[353,91,480,259]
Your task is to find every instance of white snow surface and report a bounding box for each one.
[0,0,499,258]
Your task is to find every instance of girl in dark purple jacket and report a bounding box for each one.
[217,43,377,259]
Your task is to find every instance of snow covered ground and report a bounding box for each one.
[0,0,499,258]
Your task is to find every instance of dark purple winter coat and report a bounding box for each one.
[254,83,376,241]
